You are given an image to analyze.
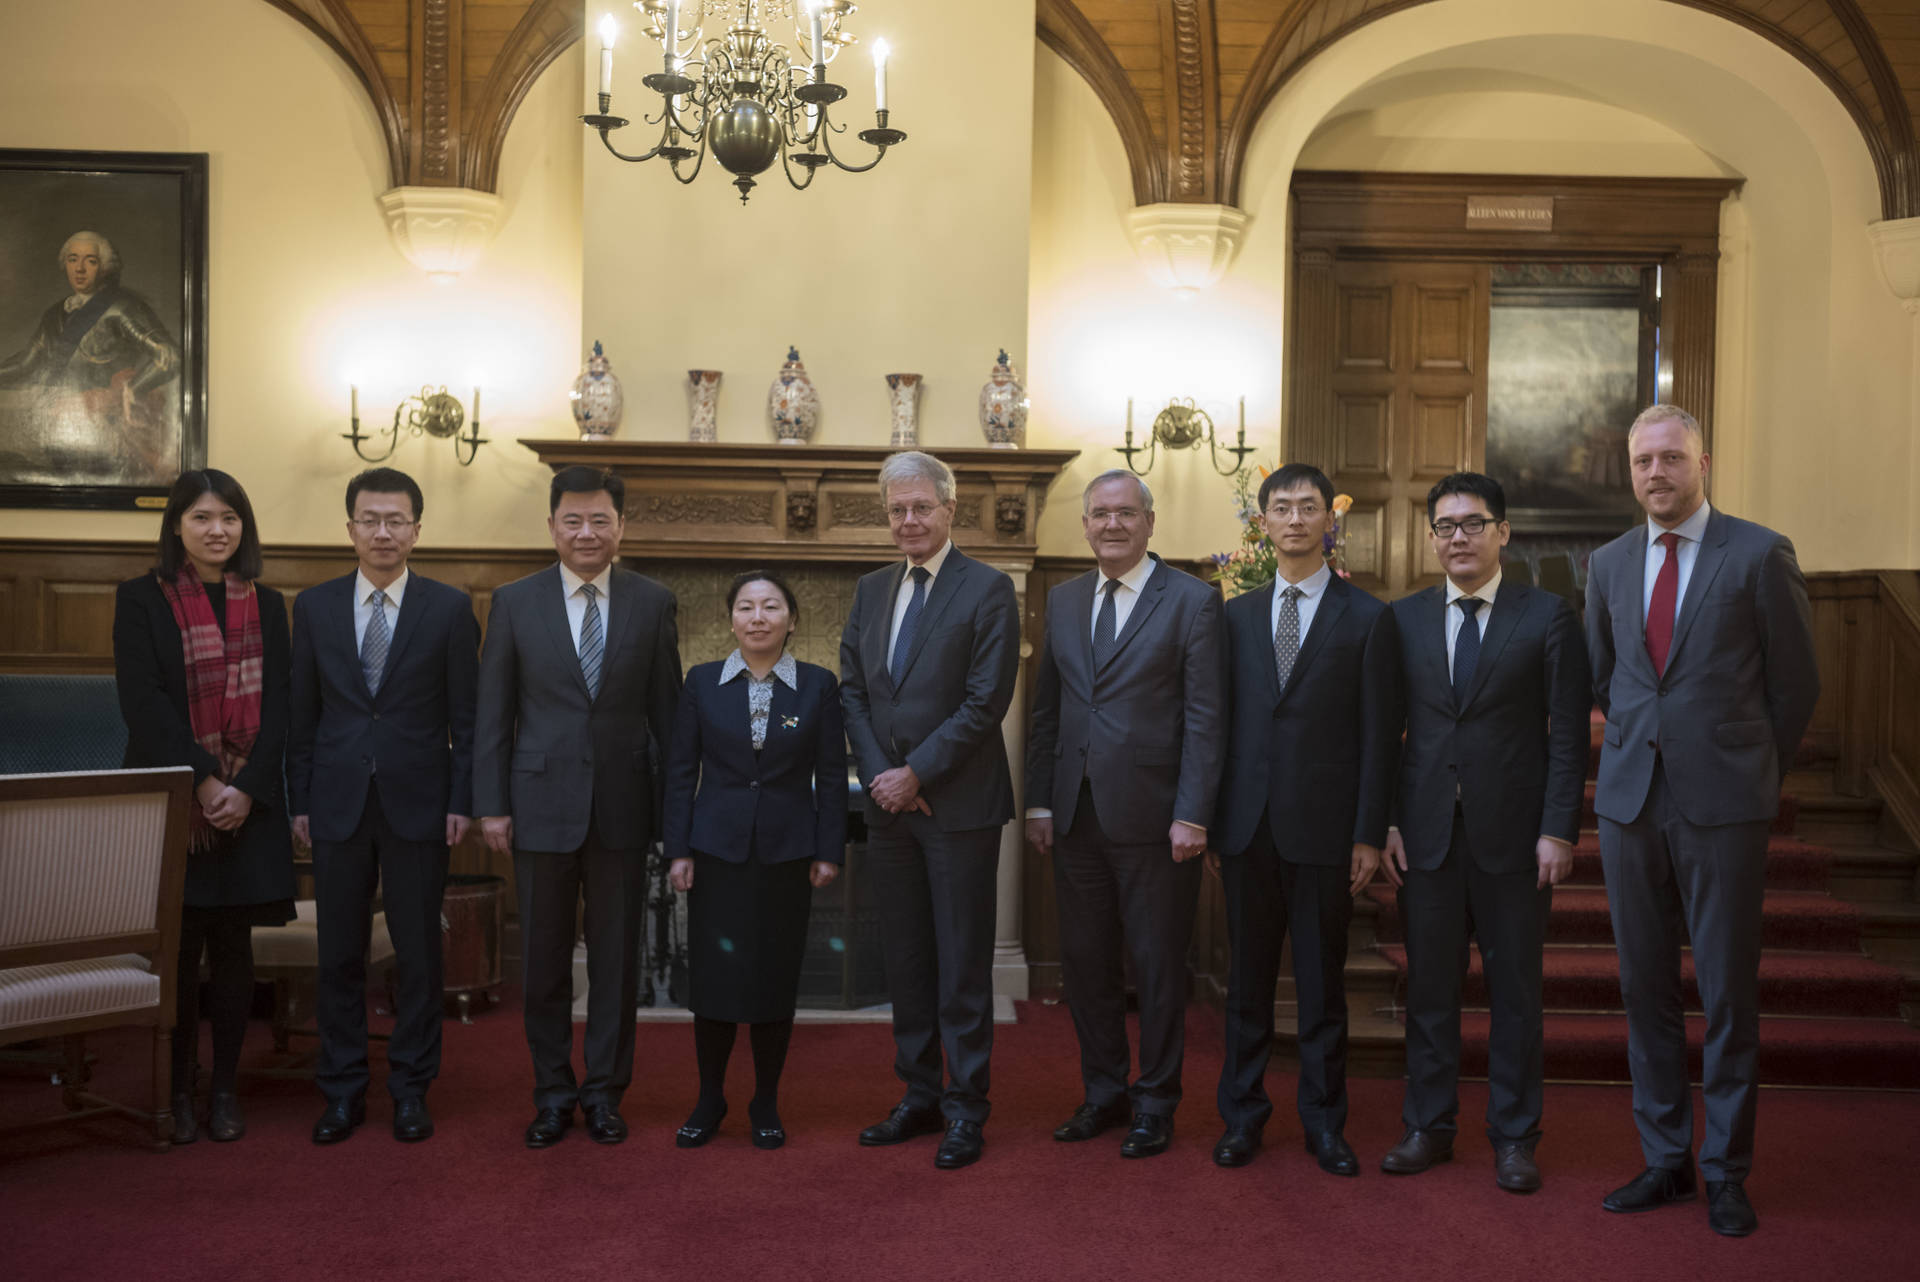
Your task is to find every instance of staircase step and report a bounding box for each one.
[1373,944,1906,1019]
[1366,886,1863,951]
[1578,781,1796,832]
[1556,836,1833,891]
[1463,1012,1920,1089]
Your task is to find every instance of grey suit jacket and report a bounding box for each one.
[1025,555,1227,840]
[839,546,1021,832]
[472,563,682,852]
[1585,507,1818,828]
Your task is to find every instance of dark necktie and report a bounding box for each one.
[1273,585,1303,690]
[1645,531,1681,676]
[890,565,930,681]
[578,582,604,698]
[1093,578,1121,665]
[360,588,391,695]
[1452,597,1484,707]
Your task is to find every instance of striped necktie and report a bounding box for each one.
[579,582,604,698]
[361,588,391,695]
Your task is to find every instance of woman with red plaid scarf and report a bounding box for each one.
[113,468,295,1144]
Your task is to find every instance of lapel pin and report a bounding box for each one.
[781,715,800,729]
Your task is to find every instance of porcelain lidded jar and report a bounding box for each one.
[569,340,624,440]
[978,348,1027,449]
[884,373,922,448]
[686,369,722,442]
[767,346,819,445]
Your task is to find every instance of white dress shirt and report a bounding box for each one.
[888,539,955,657]
[1090,554,1157,638]
[1642,500,1712,624]
[1443,567,1500,681]
[558,562,614,655]
[1270,561,1334,644]
[353,567,408,649]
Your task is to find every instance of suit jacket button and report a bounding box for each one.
[1089,705,1099,714]
[371,713,380,721]
[749,781,760,791]
[1646,739,1658,750]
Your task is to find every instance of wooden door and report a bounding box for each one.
[1314,260,1490,598]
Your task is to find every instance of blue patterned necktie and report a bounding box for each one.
[361,588,391,695]
[579,582,604,698]
[890,565,930,681]
[1453,597,1484,707]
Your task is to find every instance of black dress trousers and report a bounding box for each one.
[1217,815,1354,1136]
[313,783,449,1104]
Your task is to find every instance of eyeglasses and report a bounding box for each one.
[351,516,416,533]
[1431,517,1498,538]
[1087,507,1144,523]
[1265,502,1322,519]
[887,502,943,523]
[557,515,617,532]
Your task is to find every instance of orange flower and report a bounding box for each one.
[1331,493,1353,515]
[1257,465,1270,478]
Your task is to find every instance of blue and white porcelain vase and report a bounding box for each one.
[768,346,819,445]
[978,348,1026,449]
[569,340,624,440]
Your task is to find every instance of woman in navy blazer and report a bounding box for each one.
[664,570,847,1150]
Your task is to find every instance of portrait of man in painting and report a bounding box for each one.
[0,151,205,507]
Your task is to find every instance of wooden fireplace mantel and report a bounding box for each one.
[521,440,1083,565]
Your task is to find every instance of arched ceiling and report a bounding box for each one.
[261,0,581,192]
[1036,0,1920,220]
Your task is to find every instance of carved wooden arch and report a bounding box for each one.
[1040,0,1920,221]
[260,0,583,192]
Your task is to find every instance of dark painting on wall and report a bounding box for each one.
[0,150,207,509]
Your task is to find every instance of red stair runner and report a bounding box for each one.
[1371,711,1920,1088]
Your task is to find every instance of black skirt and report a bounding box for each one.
[686,847,813,1024]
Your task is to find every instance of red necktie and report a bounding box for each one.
[1645,531,1680,676]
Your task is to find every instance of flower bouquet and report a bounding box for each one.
[1210,465,1353,599]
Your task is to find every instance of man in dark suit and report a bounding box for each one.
[474,465,682,1149]
[1026,469,1225,1158]
[290,467,479,1145]
[1587,405,1817,1236]
[1376,472,1590,1191]
[1210,463,1399,1177]
[840,450,1021,1170]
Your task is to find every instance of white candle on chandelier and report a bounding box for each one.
[664,0,679,66]
[806,0,824,72]
[597,14,616,96]
[872,38,890,111]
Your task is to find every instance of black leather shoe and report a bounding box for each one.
[312,1096,366,1145]
[1305,1129,1359,1177]
[392,1097,433,1143]
[584,1103,628,1145]
[934,1119,984,1170]
[752,1125,787,1151]
[1119,1113,1173,1159]
[170,1093,197,1146]
[1493,1142,1541,1193]
[1212,1127,1262,1168]
[1052,1100,1130,1142]
[206,1091,245,1142]
[524,1107,572,1149]
[1706,1181,1757,1237]
[859,1102,944,1146]
[1380,1128,1453,1174]
[1602,1163,1697,1212]
[676,1104,727,1149]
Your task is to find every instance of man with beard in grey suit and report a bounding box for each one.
[1587,404,1818,1237]
[1026,469,1226,1159]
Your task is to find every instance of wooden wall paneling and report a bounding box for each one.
[1287,247,1339,473]
[1804,573,1878,786]
[1871,572,1920,849]
[1333,392,1390,478]
[1666,251,1721,443]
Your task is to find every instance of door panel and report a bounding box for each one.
[1316,260,1490,598]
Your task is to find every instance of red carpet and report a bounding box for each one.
[1368,712,1920,1088]
[5,1000,1920,1282]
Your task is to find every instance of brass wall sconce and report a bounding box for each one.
[1118,396,1256,476]
[345,385,487,466]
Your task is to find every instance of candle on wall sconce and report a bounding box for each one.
[598,14,616,96]
[344,384,486,466]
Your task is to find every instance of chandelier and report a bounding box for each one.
[582,1,906,203]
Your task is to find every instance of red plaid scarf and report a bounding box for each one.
[156,566,264,850]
